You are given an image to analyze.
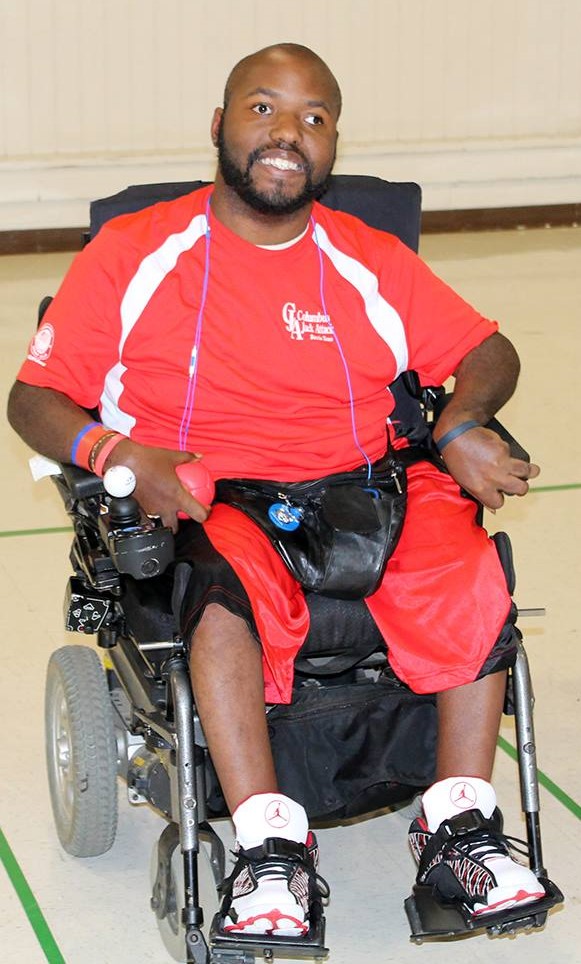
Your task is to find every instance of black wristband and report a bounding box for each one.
[435,419,480,453]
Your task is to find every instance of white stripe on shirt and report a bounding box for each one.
[100,213,208,433]
[310,221,409,377]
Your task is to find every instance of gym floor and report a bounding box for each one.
[1,225,579,964]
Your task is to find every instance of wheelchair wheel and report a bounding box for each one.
[45,645,118,857]
[150,832,220,962]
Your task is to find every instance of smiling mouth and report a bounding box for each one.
[257,156,304,173]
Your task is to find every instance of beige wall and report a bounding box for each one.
[1,0,580,228]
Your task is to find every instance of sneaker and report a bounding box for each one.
[219,832,329,937]
[409,808,545,917]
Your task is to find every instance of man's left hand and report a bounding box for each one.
[438,425,540,510]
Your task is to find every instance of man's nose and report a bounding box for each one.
[268,110,302,147]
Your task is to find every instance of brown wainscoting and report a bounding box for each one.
[422,202,581,233]
[1,203,580,254]
[0,227,88,255]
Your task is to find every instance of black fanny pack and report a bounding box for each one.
[215,454,407,599]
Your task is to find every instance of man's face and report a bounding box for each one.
[212,53,339,215]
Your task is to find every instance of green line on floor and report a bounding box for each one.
[497,735,581,820]
[531,483,581,493]
[0,481,577,540]
[0,526,70,538]
[0,827,67,963]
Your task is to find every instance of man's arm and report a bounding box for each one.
[431,332,540,509]
[7,381,209,528]
[7,382,98,463]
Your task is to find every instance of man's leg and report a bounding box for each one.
[189,602,278,813]
[410,668,545,916]
[188,602,323,936]
[436,670,506,781]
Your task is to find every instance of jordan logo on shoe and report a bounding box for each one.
[450,781,477,809]
[265,799,290,829]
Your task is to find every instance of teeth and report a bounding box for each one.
[259,157,301,171]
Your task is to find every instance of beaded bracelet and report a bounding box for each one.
[86,430,118,473]
[92,432,126,477]
[435,419,480,454]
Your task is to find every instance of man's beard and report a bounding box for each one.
[217,122,333,215]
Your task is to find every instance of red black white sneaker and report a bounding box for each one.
[219,832,329,937]
[409,809,545,917]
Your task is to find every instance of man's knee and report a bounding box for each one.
[476,603,519,680]
[190,603,259,660]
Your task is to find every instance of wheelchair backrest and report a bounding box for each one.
[89,174,422,252]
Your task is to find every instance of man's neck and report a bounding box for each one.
[210,177,313,245]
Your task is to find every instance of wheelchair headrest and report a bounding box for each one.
[89,174,422,252]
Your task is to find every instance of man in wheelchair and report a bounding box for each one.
[8,42,554,950]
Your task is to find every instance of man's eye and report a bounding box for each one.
[252,103,272,115]
[305,114,324,126]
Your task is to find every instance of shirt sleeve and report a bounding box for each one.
[381,238,499,387]
[16,227,128,411]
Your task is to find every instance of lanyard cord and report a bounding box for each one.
[311,217,373,480]
[178,206,373,479]
[178,200,212,451]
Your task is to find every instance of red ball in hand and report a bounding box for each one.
[176,461,215,517]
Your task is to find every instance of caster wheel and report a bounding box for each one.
[45,645,118,856]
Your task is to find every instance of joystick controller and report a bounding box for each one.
[103,466,140,527]
[99,465,174,578]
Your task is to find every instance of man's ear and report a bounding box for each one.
[210,108,223,148]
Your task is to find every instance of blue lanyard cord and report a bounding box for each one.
[178,205,212,452]
[311,219,373,481]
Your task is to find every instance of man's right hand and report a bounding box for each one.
[106,438,211,530]
[7,383,209,531]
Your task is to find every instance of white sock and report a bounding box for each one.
[232,793,309,850]
[422,777,496,833]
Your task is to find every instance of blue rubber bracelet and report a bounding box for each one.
[70,421,100,464]
[435,419,480,453]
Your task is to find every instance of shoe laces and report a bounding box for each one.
[444,828,529,868]
[253,855,296,883]
[231,848,330,898]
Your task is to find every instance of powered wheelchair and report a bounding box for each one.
[40,176,562,963]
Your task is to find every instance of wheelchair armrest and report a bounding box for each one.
[59,462,106,500]
[483,416,530,463]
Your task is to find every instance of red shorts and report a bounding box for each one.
[198,461,511,704]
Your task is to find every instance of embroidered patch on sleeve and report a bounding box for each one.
[27,323,55,366]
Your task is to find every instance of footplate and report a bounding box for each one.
[209,908,328,961]
[405,877,563,942]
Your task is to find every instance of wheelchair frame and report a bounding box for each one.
[45,430,563,963]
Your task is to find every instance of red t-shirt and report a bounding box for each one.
[19,185,497,481]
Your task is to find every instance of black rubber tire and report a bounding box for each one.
[45,645,118,856]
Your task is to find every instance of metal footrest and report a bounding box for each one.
[405,877,563,942]
[209,909,328,961]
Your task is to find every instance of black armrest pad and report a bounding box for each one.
[484,417,530,463]
[59,463,106,500]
